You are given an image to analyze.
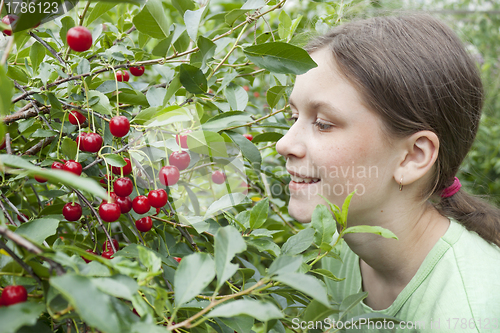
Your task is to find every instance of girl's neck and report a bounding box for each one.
[342,203,451,309]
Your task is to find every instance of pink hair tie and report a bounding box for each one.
[440,177,461,198]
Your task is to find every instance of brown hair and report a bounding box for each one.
[306,14,500,247]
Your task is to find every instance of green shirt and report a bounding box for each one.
[323,217,500,332]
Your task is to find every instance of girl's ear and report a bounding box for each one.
[394,130,440,187]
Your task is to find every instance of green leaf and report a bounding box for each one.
[281,228,315,255]
[342,225,398,240]
[15,218,60,244]
[225,84,248,111]
[0,67,13,141]
[302,299,339,323]
[186,130,228,157]
[341,190,355,226]
[339,292,368,321]
[179,64,207,94]
[50,274,121,333]
[278,10,292,40]
[92,275,138,300]
[311,204,337,246]
[0,302,45,333]
[95,81,131,94]
[204,193,247,219]
[310,268,345,282]
[146,87,167,107]
[266,85,288,108]
[86,2,117,25]
[267,255,302,276]
[184,6,208,41]
[174,252,215,306]
[224,131,261,168]
[225,9,250,27]
[31,129,57,138]
[60,16,75,47]
[207,299,283,321]
[249,197,269,230]
[273,273,330,307]
[61,137,77,160]
[103,154,126,167]
[29,42,45,72]
[7,65,28,84]
[243,42,317,75]
[214,225,247,288]
[0,154,107,199]
[246,237,280,257]
[202,111,252,132]
[218,316,254,333]
[172,0,195,16]
[113,90,149,107]
[132,0,170,39]
[88,91,112,116]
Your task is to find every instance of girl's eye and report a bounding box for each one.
[314,120,332,131]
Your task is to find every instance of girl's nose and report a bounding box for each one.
[276,121,307,160]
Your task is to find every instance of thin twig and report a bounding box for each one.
[29,32,66,65]
[22,136,55,156]
[0,197,16,225]
[113,26,136,45]
[1,193,28,223]
[4,133,12,154]
[223,106,286,131]
[0,239,42,285]
[74,190,116,253]
[0,225,65,275]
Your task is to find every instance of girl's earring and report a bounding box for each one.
[399,176,403,191]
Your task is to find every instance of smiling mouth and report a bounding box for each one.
[289,175,321,184]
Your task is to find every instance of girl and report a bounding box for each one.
[276,14,500,332]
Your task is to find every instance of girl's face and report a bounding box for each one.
[276,48,401,223]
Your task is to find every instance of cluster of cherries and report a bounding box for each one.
[0,285,28,307]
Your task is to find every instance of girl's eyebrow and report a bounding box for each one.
[289,98,342,115]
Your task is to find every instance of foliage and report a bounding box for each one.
[0,0,499,332]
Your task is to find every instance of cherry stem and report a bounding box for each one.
[109,66,120,117]
[82,78,95,132]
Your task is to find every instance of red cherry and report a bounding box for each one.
[243,85,250,91]
[109,116,130,138]
[133,308,140,317]
[1,15,18,36]
[243,133,253,141]
[154,207,161,216]
[173,257,182,263]
[132,195,150,214]
[34,173,47,183]
[129,66,145,76]
[212,170,226,184]
[148,189,168,208]
[76,132,87,151]
[113,177,133,197]
[66,26,93,52]
[158,166,180,186]
[0,139,6,150]
[63,160,82,176]
[1,285,27,306]
[102,250,114,259]
[175,130,192,149]
[51,161,64,170]
[116,70,130,82]
[112,157,132,175]
[102,191,118,204]
[63,202,82,221]
[102,239,119,252]
[68,110,86,125]
[99,202,121,222]
[253,92,260,98]
[115,195,132,213]
[135,216,152,232]
[169,151,190,171]
[17,213,28,222]
[82,249,96,263]
[82,133,103,153]
[100,175,113,187]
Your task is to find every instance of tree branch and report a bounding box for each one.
[0,239,42,285]
[29,32,66,65]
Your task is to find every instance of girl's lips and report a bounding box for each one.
[289,179,321,191]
